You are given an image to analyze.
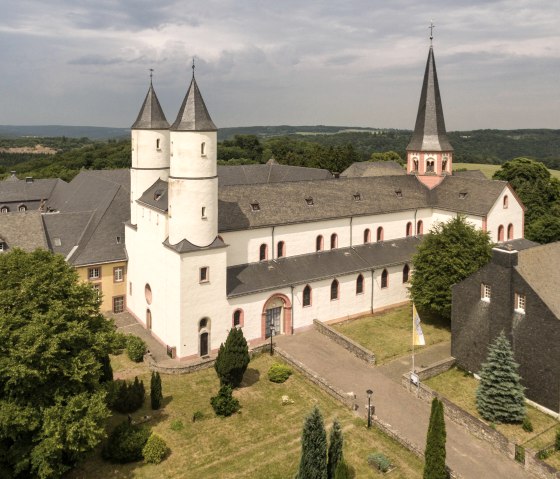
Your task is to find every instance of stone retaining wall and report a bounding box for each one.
[402,372,560,479]
[416,357,456,381]
[313,319,376,365]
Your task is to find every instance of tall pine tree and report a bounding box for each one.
[327,419,343,479]
[424,398,446,479]
[297,406,327,479]
[214,327,250,388]
[476,331,526,423]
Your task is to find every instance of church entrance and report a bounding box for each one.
[200,332,209,357]
[265,307,282,338]
[262,293,292,339]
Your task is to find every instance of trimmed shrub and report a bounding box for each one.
[214,328,250,388]
[192,411,204,422]
[368,452,392,473]
[522,416,533,432]
[556,429,560,450]
[127,335,147,362]
[296,406,327,479]
[268,363,292,383]
[423,398,446,479]
[210,385,240,417]
[334,458,351,479]
[113,331,129,351]
[150,371,163,410]
[327,419,343,479]
[142,434,170,464]
[110,377,145,414]
[102,421,150,463]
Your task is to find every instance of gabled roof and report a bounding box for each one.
[131,82,169,130]
[406,46,453,152]
[218,163,333,186]
[341,161,406,178]
[0,211,48,251]
[0,177,64,203]
[171,75,217,131]
[516,242,560,318]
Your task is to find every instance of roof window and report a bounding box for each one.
[305,197,314,206]
[53,238,62,247]
[353,193,361,201]
[25,177,34,183]
[395,189,403,198]
[459,191,468,199]
[251,202,260,211]
[154,190,163,201]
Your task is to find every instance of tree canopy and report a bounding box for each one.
[409,216,492,320]
[0,249,118,478]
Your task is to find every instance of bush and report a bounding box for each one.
[537,448,552,460]
[170,419,184,431]
[334,458,351,479]
[210,385,240,417]
[268,363,292,383]
[142,434,169,464]
[109,377,145,414]
[127,335,147,362]
[102,421,150,463]
[113,331,129,351]
[192,411,204,422]
[522,416,533,432]
[556,429,560,450]
[368,452,392,473]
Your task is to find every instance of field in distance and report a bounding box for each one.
[454,162,560,180]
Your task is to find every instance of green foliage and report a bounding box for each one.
[423,398,447,479]
[101,421,150,463]
[367,452,392,473]
[537,448,552,460]
[170,419,184,431]
[370,150,404,165]
[296,406,327,479]
[0,249,117,478]
[555,429,560,450]
[522,416,533,432]
[126,335,147,362]
[100,354,113,383]
[327,419,343,479]
[142,434,169,464]
[268,363,293,383]
[476,332,526,423]
[214,327,250,388]
[410,216,492,319]
[109,377,145,414]
[192,411,204,423]
[150,371,163,410]
[210,385,240,417]
[333,458,351,479]
[493,157,560,243]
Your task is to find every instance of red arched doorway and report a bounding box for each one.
[261,293,292,339]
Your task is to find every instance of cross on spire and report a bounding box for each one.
[429,20,435,44]
[192,57,195,77]
[149,68,154,84]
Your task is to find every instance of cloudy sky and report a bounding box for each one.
[0,0,558,130]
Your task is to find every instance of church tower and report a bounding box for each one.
[406,32,453,189]
[130,75,170,225]
[168,68,218,247]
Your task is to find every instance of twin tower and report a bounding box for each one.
[130,73,218,248]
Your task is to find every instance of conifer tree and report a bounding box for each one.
[150,371,163,410]
[476,331,526,423]
[100,354,113,383]
[214,327,250,388]
[424,398,446,479]
[327,419,343,479]
[296,406,327,479]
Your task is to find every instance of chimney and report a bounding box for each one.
[491,247,518,268]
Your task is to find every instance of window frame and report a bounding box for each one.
[259,243,268,261]
[277,241,285,258]
[303,285,312,307]
[503,195,509,209]
[356,274,364,295]
[330,233,338,249]
[498,225,504,242]
[514,292,526,313]
[113,266,124,283]
[481,283,491,302]
[88,267,101,280]
[112,295,125,313]
[330,279,339,301]
[376,226,384,242]
[364,228,371,244]
[507,223,514,240]
[199,266,210,283]
[406,222,412,237]
[381,269,389,289]
[417,220,423,235]
[233,309,244,327]
[316,235,324,252]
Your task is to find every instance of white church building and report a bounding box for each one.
[125,44,525,360]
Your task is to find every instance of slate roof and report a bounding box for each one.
[341,161,406,178]
[495,238,539,252]
[453,170,487,180]
[131,82,170,130]
[227,236,420,297]
[0,211,48,251]
[516,242,560,318]
[218,163,333,186]
[43,169,130,266]
[163,236,226,253]
[406,46,453,152]
[0,177,64,204]
[171,75,217,131]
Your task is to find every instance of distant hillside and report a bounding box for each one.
[0,125,129,140]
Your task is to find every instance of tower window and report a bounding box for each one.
[426,159,435,172]
[316,235,324,252]
[303,285,312,307]
[156,138,161,150]
[413,158,419,171]
[376,227,384,242]
[381,269,389,289]
[201,207,207,219]
[259,244,268,261]
[356,274,364,295]
[330,279,339,301]
[201,142,206,156]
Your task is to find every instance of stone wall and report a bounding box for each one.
[313,319,376,365]
[416,357,456,381]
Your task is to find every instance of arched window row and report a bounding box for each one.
[316,235,324,252]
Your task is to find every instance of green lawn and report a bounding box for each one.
[331,304,450,365]
[454,162,560,180]
[66,353,424,478]
[424,368,559,447]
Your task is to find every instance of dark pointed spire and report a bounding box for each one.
[171,67,217,131]
[406,46,453,152]
[131,72,170,130]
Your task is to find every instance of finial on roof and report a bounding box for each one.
[429,20,435,45]
[149,68,154,85]
[192,57,195,78]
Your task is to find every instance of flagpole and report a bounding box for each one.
[412,302,415,374]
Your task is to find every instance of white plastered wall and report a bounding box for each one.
[486,185,524,242]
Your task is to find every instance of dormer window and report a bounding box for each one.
[1,206,9,213]
[156,138,161,150]
[353,193,361,201]
[0,242,5,252]
[395,189,403,198]
[201,142,206,156]
[116,236,121,244]
[154,190,163,201]
[251,202,260,211]
[18,205,27,212]
[305,197,314,206]
[53,238,62,247]
[459,192,468,199]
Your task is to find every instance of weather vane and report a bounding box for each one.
[429,20,435,44]
[192,57,195,77]
[149,68,154,84]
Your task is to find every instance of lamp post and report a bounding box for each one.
[366,389,373,428]
[270,323,275,356]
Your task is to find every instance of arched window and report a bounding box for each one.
[364,229,371,244]
[156,138,160,149]
[303,285,312,307]
[498,225,504,242]
[503,195,509,209]
[376,227,384,242]
[277,241,285,258]
[18,205,27,212]
[406,222,412,237]
[330,279,339,300]
[233,309,244,328]
[330,233,338,249]
[356,274,364,295]
[316,235,324,252]
[426,159,435,172]
[417,220,424,235]
[381,269,389,289]
[442,159,448,171]
[201,142,206,156]
[507,223,514,240]
[413,158,419,171]
[199,317,209,330]
[403,264,410,283]
[259,243,268,261]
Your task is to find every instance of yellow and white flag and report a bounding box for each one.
[413,303,426,346]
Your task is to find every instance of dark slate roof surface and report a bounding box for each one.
[218,164,332,186]
[453,170,487,180]
[131,83,170,130]
[171,76,217,131]
[43,211,93,257]
[227,236,420,297]
[0,178,64,203]
[137,179,168,212]
[0,211,48,251]
[341,161,405,178]
[406,46,453,152]
[495,238,539,252]
[163,236,226,253]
